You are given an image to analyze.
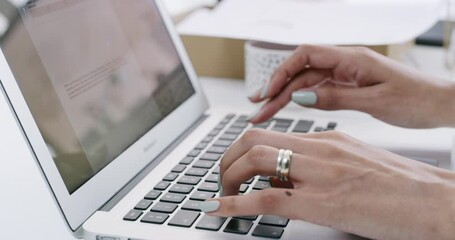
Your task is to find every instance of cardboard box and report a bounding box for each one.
[180,35,413,79]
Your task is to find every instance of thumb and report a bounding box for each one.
[291,86,375,113]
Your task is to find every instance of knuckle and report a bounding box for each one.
[224,196,239,213]
[298,44,316,53]
[326,144,345,158]
[258,191,281,213]
[322,131,346,140]
[327,165,348,180]
[247,145,268,166]
[241,128,266,145]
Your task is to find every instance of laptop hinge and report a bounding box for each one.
[99,114,209,212]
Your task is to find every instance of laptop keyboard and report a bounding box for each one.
[123,114,337,239]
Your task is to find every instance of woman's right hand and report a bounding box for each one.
[248,45,455,128]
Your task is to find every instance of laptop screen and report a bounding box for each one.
[0,0,195,194]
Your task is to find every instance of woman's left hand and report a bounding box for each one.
[203,129,455,240]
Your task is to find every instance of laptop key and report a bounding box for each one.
[187,149,201,157]
[327,121,337,130]
[225,113,236,119]
[225,127,243,135]
[185,168,208,177]
[231,122,248,128]
[314,126,324,132]
[196,215,227,231]
[193,160,215,169]
[274,118,293,126]
[205,173,219,183]
[123,209,143,221]
[223,218,253,235]
[180,157,194,165]
[151,202,178,213]
[194,142,208,150]
[134,199,153,210]
[163,172,179,181]
[160,193,186,204]
[244,177,255,184]
[212,166,220,174]
[207,146,227,154]
[201,136,214,143]
[259,215,290,227]
[214,123,226,130]
[198,182,219,192]
[213,140,232,147]
[169,184,194,194]
[190,191,215,201]
[154,181,170,191]
[239,184,249,193]
[271,126,288,133]
[258,176,270,182]
[208,129,220,137]
[144,190,162,200]
[220,133,238,141]
[177,176,201,185]
[141,212,169,224]
[171,164,187,173]
[200,153,221,161]
[235,215,258,221]
[253,181,271,190]
[252,225,284,239]
[168,210,200,228]
[181,200,203,211]
[292,120,314,133]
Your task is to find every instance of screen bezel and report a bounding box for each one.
[0,0,208,232]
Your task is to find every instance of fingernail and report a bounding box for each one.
[292,91,317,106]
[200,200,220,213]
[245,108,261,122]
[259,81,271,100]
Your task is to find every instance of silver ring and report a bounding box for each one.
[276,149,285,179]
[279,150,293,181]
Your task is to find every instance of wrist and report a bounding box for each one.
[421,79,455,128]
[430,80,455,128]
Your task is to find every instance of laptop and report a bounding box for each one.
[0,0,452,239]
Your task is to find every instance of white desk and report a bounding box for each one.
[1,76,454,239]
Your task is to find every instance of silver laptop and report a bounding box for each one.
[0,1,451,239]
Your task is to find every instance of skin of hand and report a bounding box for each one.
[248,45,455,128]
[205,129,455,240]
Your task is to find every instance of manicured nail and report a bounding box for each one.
[292,91,317,106]
[200,200,220,213]
[245,108,261,122]
[259,81,271,100]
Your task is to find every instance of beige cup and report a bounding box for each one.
[244,41,297,97]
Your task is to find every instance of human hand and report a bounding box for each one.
[201,129,455,240]
[248,45,455,128]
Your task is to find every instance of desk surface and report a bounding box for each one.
[1,75,454,239]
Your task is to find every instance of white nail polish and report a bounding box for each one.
[200,201,220,213]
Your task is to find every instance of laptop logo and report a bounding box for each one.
[143,139,157,153]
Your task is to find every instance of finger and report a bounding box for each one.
[203,188,300,218]
[291,84,380,113]
[220,129,316,178]
[249,69,331,124]
[249,45,346,103]
[222,145,291,196]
